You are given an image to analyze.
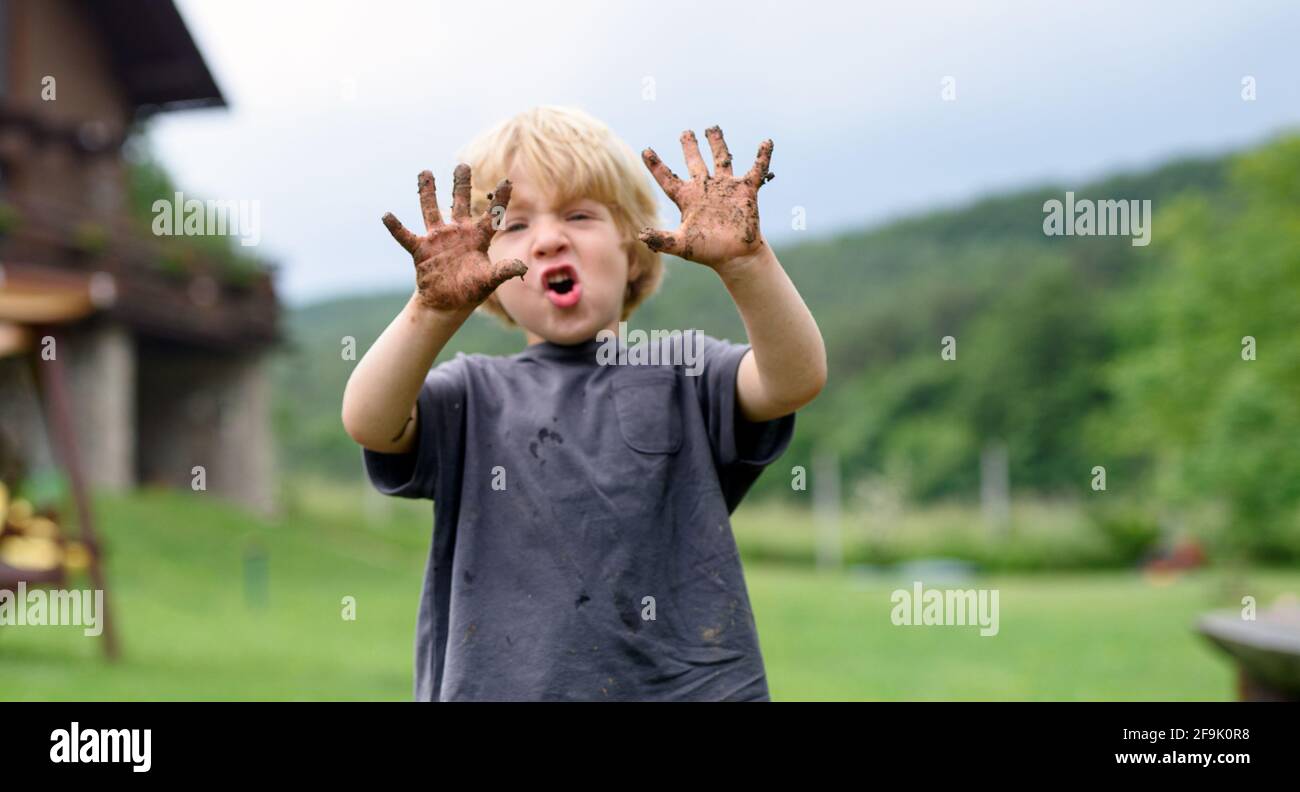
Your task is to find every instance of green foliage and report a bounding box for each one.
[734,500,1158,571]
[954,258,1115,495]
[1107,135,1300,561]
[0,201,19,237]
[1083,498,1163,565]
[71,222,109,256]
[123,136,268,285]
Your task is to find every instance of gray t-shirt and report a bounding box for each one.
[362,330,795,701]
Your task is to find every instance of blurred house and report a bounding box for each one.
[0,0,279,513]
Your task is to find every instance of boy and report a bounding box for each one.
[341,106,826,701]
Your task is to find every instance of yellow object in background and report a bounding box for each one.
[0,535,62,571]
[13,515,59,539]
[0,486,73,572]
[63,541,90,572]
[6,497,33,525]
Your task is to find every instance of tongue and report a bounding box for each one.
[546,280,582,308]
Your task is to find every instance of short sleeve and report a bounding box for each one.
[693,333,796,511]
[361,356,468,501]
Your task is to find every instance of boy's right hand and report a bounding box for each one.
[381,165,527,313]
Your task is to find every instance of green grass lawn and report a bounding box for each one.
[1,485,1295,700]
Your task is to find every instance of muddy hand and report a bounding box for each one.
[382,164,527,312]
[638,126,774,268]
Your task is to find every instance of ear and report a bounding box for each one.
[623,244,640,305]
[625,242,639,279]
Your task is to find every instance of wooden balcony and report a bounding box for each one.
[0,194,279,350]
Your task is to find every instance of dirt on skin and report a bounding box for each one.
[382,164,527,312]
[638,126,775,268]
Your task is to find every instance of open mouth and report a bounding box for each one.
[541,264,582,308]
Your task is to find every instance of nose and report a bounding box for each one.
[529,215,571,262]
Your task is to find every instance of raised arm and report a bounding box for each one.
[341,165,526,453]
[639,127,826,422]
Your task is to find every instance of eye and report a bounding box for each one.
[567,212,592,221]
[502,221,526,232]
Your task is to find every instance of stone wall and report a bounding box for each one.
[135,337,275,515]
[66,317,135,491]
[0,317,276,515]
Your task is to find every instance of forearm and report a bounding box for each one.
[717,242,827,421]
[341,291,471,452]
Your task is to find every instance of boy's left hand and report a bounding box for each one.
[638,126,774,270]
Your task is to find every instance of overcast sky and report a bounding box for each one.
[151,0,1300,306]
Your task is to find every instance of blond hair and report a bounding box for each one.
[458,106,663,326]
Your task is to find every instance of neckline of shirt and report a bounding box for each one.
[515,337,607,363]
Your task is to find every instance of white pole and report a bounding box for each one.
[980,441,1010,535]
[813,449,842,570]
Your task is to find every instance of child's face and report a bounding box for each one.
[488,171,631,345]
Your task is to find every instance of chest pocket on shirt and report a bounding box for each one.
[611,368,683,455]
